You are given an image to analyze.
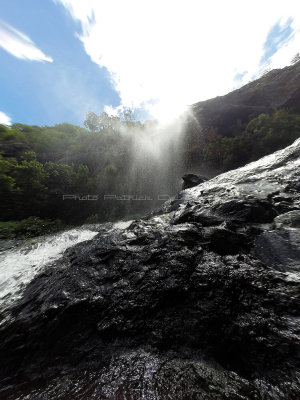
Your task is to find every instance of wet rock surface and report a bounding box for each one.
[0,140,300,399]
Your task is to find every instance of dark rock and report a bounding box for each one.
[209,228,250,255]
[274,211,300,229]
[273,201,299,214]
[286,179,300,192]
[254,228,300,271]
[182,173,208,190]
[214,199,277,223]
[273,195,293,203]
[0,139,300,399]
[173,209,223,226]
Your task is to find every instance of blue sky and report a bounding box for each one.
[260,17,294,65]
[0,0,120,126]
[0,0,299,126]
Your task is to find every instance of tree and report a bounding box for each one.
[84,112,100,132]
[84,112,121,133]
[84,108,142,133]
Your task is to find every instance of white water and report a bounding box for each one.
[0,221,134,314]
[0,228,98,312]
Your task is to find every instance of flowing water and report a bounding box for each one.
[0,228,98,314]
[0,221,132,315]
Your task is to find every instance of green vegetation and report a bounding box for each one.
[203,110,300,171]
[0,111,155,237]
[0,217,64,239]
[1,107,299,238]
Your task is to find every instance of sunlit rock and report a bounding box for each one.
[0,139,300,399]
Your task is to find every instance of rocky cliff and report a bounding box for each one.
[191,61,300,139]
[182,62,300,172]
[0,139,300,399]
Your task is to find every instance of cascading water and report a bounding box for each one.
[0,220,133,316]
[123,114,188,217]
[0,228,98,314]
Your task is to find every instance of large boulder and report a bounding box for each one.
[0,139,300,399]
[182,173,208,189]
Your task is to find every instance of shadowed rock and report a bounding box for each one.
[182,173,208,190]
[0,139,300,399]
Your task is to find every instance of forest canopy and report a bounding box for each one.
[0,108,299,237]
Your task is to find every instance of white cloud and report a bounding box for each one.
[0,111,11,125]
[55,0,300,121]
[0,20,53,62]
[268,26,300,69]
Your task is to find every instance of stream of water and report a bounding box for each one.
[0,227,99,313]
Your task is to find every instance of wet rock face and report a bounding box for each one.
[1,140,300,399]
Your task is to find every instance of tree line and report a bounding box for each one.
[0,108,299,237]
[203,110,300,170]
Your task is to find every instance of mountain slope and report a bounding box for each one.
[191,61,300,139]
[182,61,300,173]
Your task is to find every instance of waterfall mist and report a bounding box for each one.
[120,113,188,216]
